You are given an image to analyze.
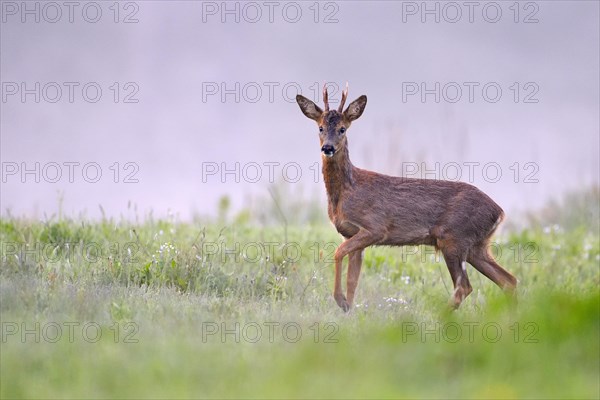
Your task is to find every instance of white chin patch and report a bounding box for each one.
[322,152,334,158]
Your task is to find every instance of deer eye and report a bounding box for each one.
[319,126,324,132]
[340,127,346,134]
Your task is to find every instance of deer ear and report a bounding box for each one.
[344,95,367,121]
[296,95,323,121]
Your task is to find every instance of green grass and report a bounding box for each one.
[1,213,598,399]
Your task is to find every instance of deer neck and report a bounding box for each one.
[322,145,354,207]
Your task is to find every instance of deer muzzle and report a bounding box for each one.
[321,144,335,158]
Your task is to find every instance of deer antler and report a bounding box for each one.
[338,82,349,113]
[323,82,329,112]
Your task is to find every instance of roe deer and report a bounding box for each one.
[295,83,517,312]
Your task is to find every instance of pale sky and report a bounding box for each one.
[1,1,598,221]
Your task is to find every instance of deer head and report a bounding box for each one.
[296,83,367,158]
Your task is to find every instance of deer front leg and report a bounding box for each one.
[333,251,347,312]
[333,229,381,312]
[346,250,363,307]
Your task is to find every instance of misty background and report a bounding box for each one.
[1,1,598,223]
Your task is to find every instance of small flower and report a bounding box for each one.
[384,296,408,306]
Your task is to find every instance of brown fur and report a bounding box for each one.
[296,86,517,311]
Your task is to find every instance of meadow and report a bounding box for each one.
[1,188,599,399]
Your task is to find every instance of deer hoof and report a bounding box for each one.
[447,297,461,311]
[334,293,350,312]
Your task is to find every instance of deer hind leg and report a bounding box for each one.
[333,229,381,312]
[439,239,472,309]
[467,244,517,299]
[346,250,363,307]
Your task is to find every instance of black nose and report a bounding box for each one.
[321,145,335,157]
